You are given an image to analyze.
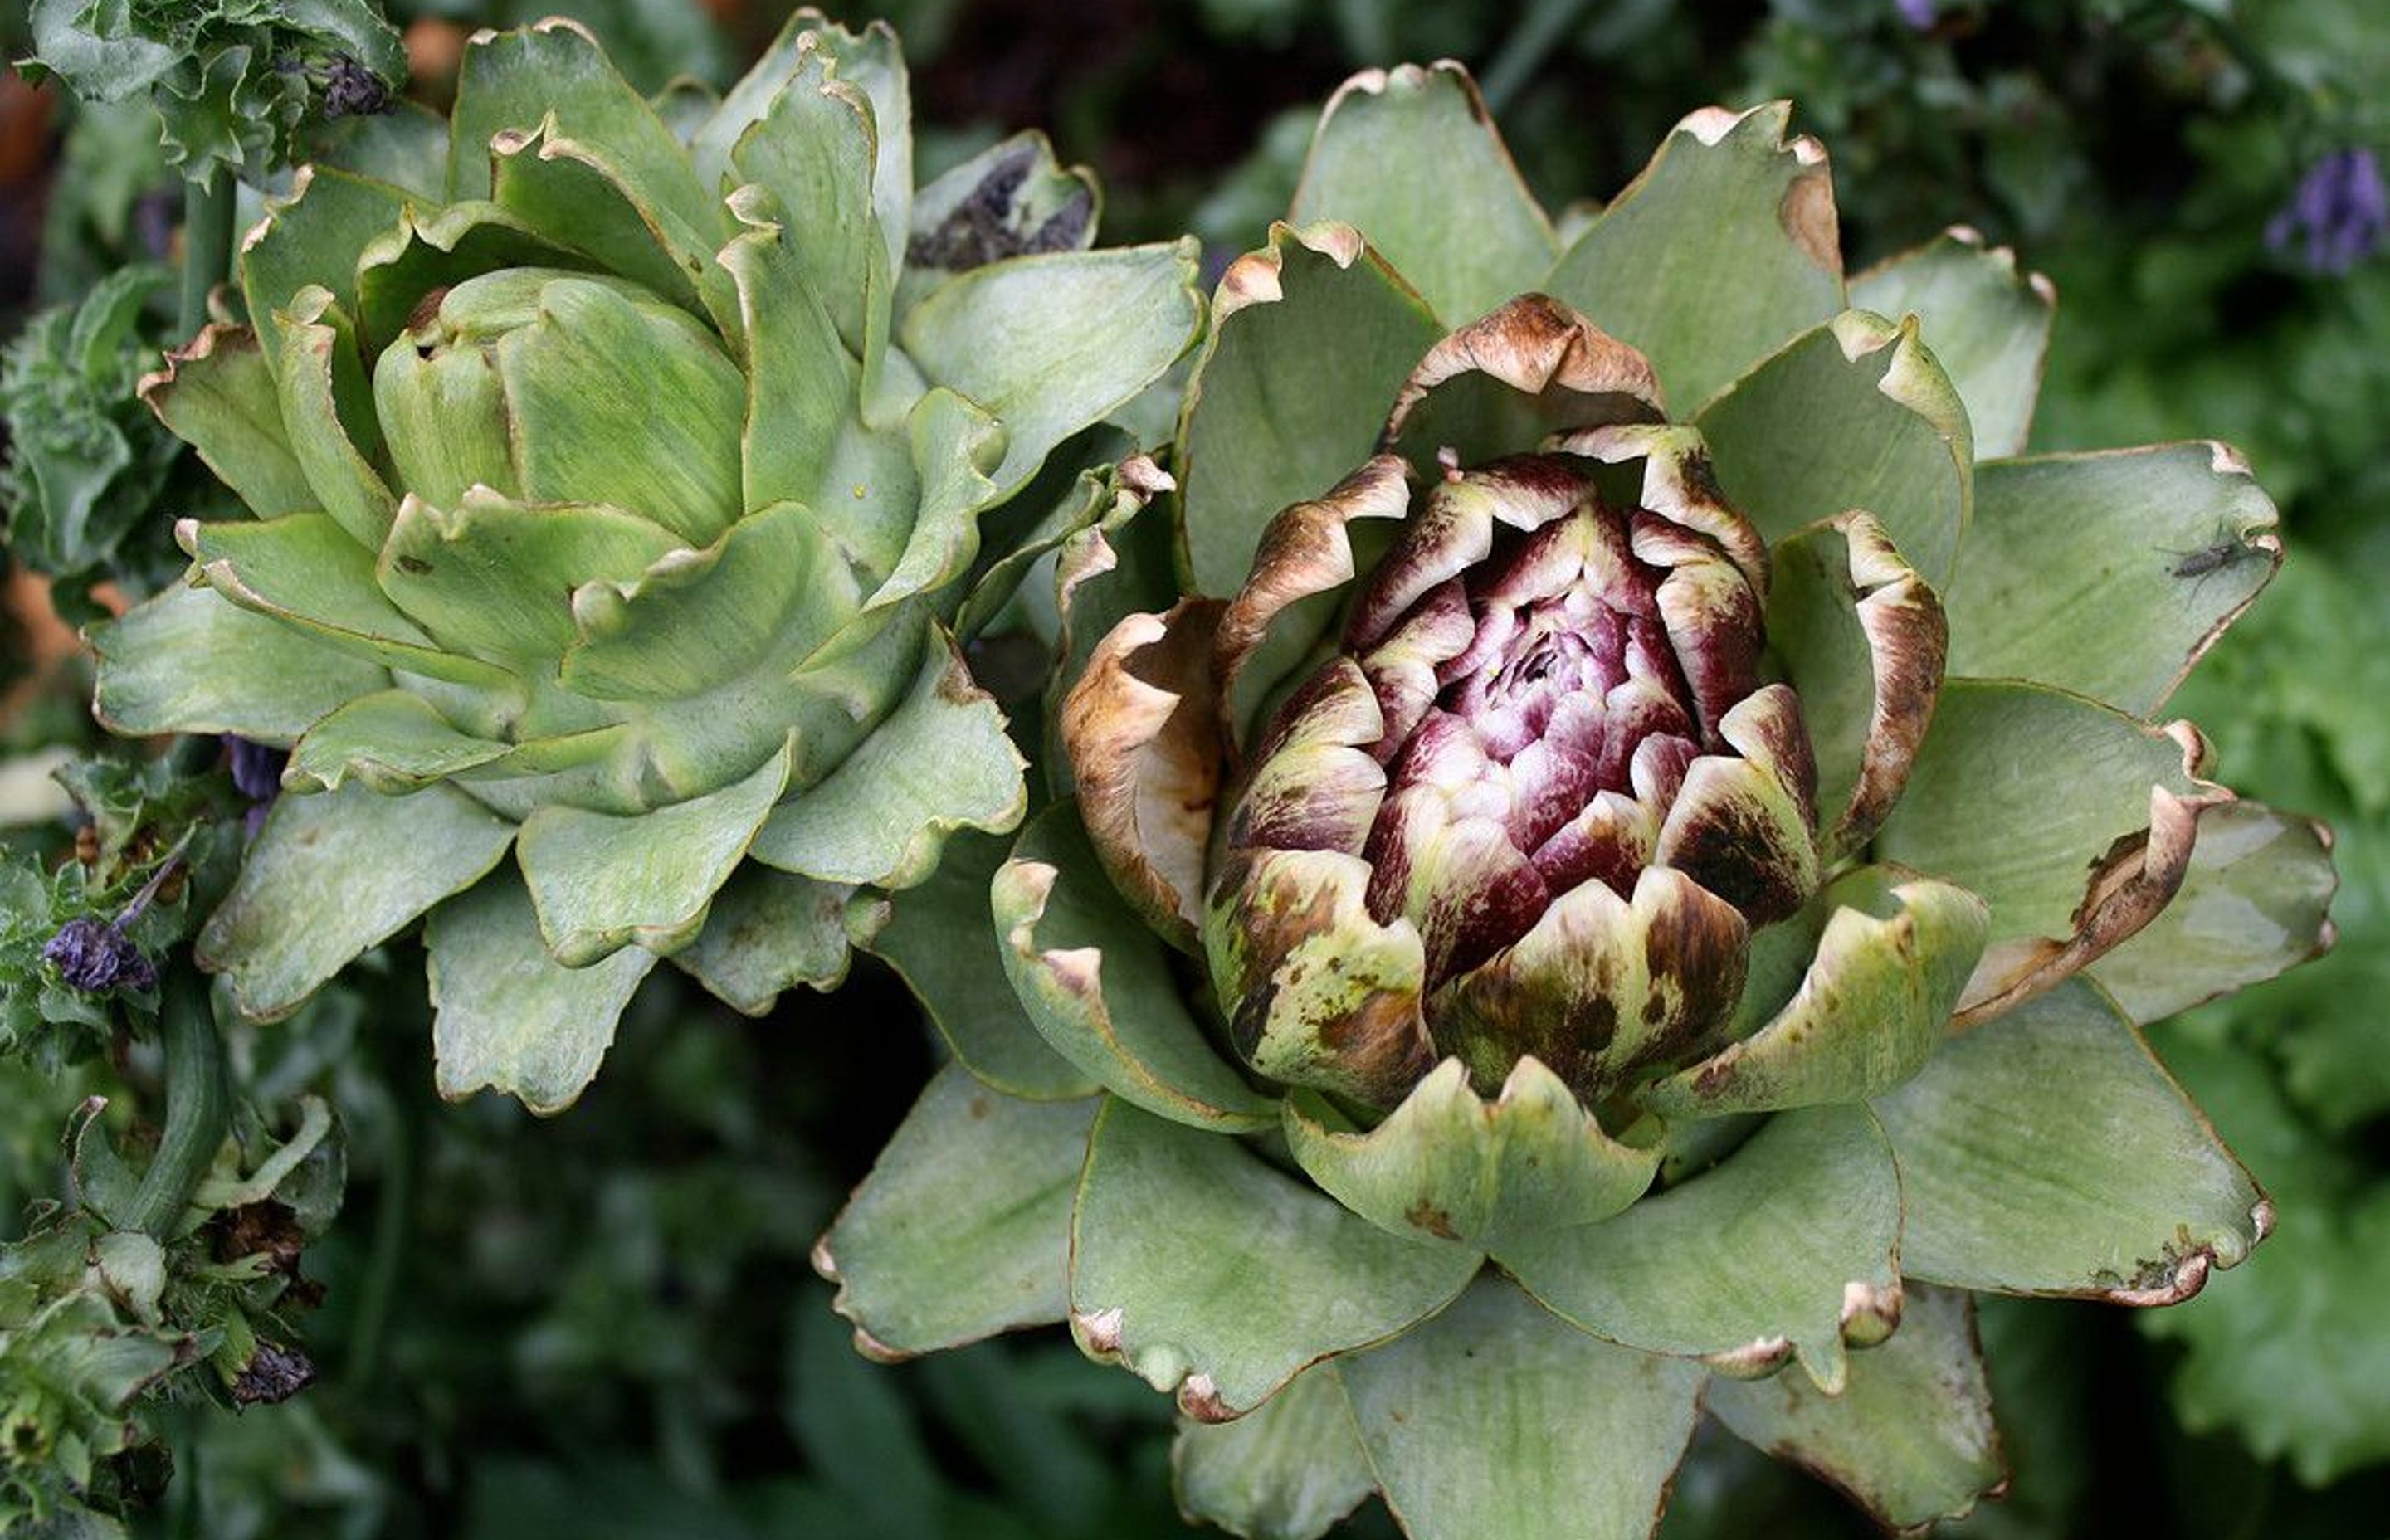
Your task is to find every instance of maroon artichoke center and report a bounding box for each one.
[1213,450,1822,1106]
[1361,490,1709,986]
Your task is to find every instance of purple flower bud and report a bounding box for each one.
[43,919,158,994]
[2270,149,2388,276]
[1895,0,1936,31]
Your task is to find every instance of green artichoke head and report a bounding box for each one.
[90,13,1202,1109]
[816,67,2339,1540]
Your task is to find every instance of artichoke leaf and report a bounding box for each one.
[1871,679,2220,1024]
[1766,512,1949,861]
[1338,1275,1705,1540]
[352,198,600,357]
[495,275,748,548]
[899,239,1205,497]
[802,16,913,284]
[1284,1058,1658,1251]
[1174,1364,1374,1540]
[240,165,414,357]
[1498,1100,1901,1393]
[1850,226,2054,460]
[516,738,793,966]
[1289,62,1556,328]
[562,500,850,700]
[862,388,1007,616]
[180,512,515,690]
[650,78,717,146]
[856,830,1099,1100]
[93,584,388,743]
[1872,978,2268,1303]
[1206,848,1436,1110]
[1642,866,1988,1118]
[139,324,315,518]
[315,97,450,200]
[689,6,822,193]
[1695,309,1972,588]
[673,865,856,1016]
[720,188,867,524]
[812,1063,1096,1359]
[378,488,685,664]
[285,689,515,794]
[490,115,742,343]
[1046,488,1188,792]
[273,288,398,548]
[991,803,1276,1132]
[200,782,515,1021]
[1546,101,1844,412]
[958,443,1168,643]
[1069,1098,1480,1422]
[903,131,1099,314]
[749,626,1024,889]
[1708,1283,2006,1533]
[1178,221,1443,600]
[2087,799,2337,1022]
[727,37,887,361]
[428,870,656,1115]
[1944,444,2280,716]
[1061,599,1226,950]
[446,17,720,244]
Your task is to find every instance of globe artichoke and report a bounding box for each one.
[815,71,2337,1538]
[88,13,1202,1110]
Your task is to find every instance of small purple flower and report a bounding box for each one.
[2268,149,2388,276]
[43,919,158,994]
[1895,0,1936,31]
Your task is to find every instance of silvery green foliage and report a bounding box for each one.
[89,13,1204,1111]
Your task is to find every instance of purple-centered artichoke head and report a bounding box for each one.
[1215,443,1812,1107]
[1068,295,1937,1114]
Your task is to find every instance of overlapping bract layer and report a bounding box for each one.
[1215,440,1831,1107]
[87,13,1202,1109]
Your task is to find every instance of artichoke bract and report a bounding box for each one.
[815,71,2337,1540]
[90,14,1202,1110]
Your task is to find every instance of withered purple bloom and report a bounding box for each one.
[317,56,391,119]
[44,918,158,994]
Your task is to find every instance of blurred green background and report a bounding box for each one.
[0,0,2385,1535]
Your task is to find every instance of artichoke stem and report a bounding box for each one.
[125,958,230,1240]
[178,168,237,339]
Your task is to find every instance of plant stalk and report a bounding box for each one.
[125,961,230,1239]
[177,168,237,339]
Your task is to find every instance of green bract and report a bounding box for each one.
[816,73,2337,1538]
[89,13,1202,1112]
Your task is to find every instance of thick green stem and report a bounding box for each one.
[177,168,237,339]
[125,962,230,1239]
